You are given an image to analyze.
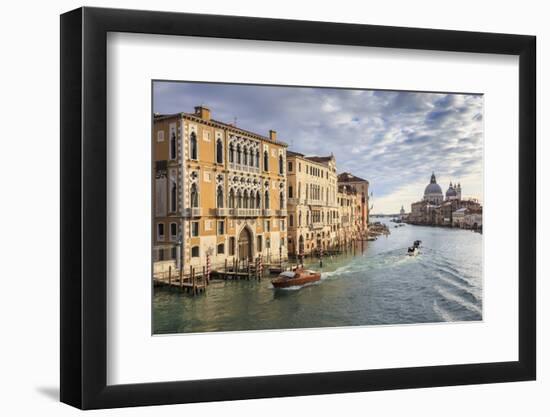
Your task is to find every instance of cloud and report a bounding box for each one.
[154,82,483,213]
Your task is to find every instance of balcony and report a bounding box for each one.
[183,207,202,218]
[228,208,261,217]
[276,209,287,217]
[262,209,274,217]
[214,208,230,217]
[228,162,260,174]
[309,222,324,230]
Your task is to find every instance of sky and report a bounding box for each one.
[153,81,483,214]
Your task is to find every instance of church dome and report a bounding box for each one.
[425,182,443,195]
[424,172,443,197]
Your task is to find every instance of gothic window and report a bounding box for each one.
[243,190,249,209]
[279,155,284,174]
[229,143,234,163]
[216,185,224,208]
[237,144,242,164]
[190,183,199,208]
[289,214,294,227]
[190,132,198,160]
[288,185,293,199]
[263,150,269,171]
[249,149,254,166]
[255,149,260,167]
[170,182,177,212]
[170,132,177,160]
[243,146,248,166]
[256,191,261,209]
[228,189,235,208]
[249,192,255,208]
[237,190,242,208]
[279,191,284,209]
[299,212,302,226]
[264,190,270,209]
[216,138,223,164]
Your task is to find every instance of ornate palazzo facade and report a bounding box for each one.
[153,106,288,273]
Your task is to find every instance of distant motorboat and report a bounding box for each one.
[407,246,419,256]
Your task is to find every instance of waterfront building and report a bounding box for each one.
[409,172,481,227]
[400,205,406,219]
[337,172,370,228]
[286,151,339,256]
[337,184,365,245]
[153,106,288,274]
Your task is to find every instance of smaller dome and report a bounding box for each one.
[446,188,457,197]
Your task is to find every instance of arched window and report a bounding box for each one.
[306,211,310,225]
[279,155,284,174]
[256,191,261,208]
[190,183,198,208]
[299,212,302,226]
[170,182,177,212]
[229,189,235,208]
[263,150,269,171]
[249,149,254,166]
[216,185,224,208]
[237,144,242,164]
[190,132,198,160]
[243,146,248,166]
[279,191,284,209]
[216,139,223,164]
[229,143,234,163]
[255,150,260,167]
[237,190,242,208]
[243,190,249,209]
[249,191,255,208]
[170,132,177,160]
[289,214,294,227]
[264,190,270,209]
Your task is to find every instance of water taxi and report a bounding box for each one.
[271,268,321,288]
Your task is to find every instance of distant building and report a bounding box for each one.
[400,205,405,219]
[337,172,370,228]
[408,172,481,228]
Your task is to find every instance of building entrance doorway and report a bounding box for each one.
[238,227,252,261]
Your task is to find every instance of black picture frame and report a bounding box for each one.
[60,6,536,410]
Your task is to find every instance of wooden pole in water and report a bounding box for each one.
[192,267,196,296]
[168,266,172,287]
[179,265,183,288]
[224,259,228,280]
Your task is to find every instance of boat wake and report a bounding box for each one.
[434,285,482,317]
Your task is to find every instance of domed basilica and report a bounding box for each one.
[423,172,461,204]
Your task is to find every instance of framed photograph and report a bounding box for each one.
[60,6,536,409]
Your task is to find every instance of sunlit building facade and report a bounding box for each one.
[153,106,288,273]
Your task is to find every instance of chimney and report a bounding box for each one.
[269,130,277,141]
[194,105,211,120]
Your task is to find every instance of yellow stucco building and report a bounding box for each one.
[286,151,340,256]
[153,106,288,273]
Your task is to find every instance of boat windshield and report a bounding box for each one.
[280,271,295,278]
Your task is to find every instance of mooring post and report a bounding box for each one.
[179,265,183,288]
[168,266,172,287]
[192,267,196,296]
[224,259,228,280]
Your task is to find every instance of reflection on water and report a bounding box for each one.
[153,220,482,334]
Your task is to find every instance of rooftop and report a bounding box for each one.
[338,172,369,184]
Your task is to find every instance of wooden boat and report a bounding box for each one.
[271,268,321,288]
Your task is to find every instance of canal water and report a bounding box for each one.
[153,220,483,334]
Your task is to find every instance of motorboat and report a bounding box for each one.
[271,268,321,288]
[407,240,422,256]
[407,246,419,256]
